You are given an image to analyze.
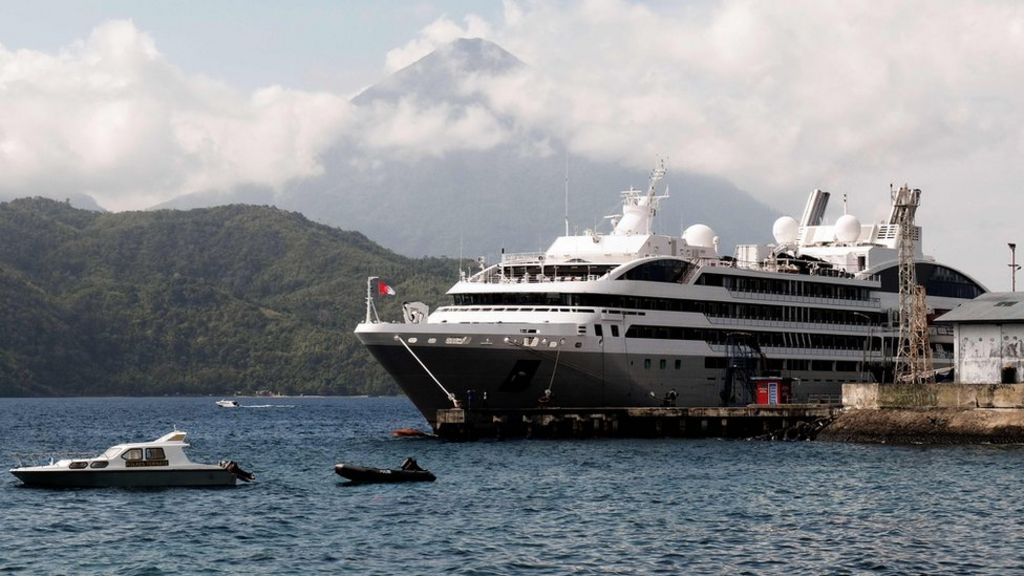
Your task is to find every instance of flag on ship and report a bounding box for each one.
[378,280,396,296]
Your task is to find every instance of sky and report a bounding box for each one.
[0,0,1022,290]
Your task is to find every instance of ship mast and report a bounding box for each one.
[644,160,667,234]
[564,152,570,236]
[365,276,380,324]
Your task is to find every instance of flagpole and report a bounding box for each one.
[365,276,379,323]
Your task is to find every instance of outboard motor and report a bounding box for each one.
[220,460,255,482]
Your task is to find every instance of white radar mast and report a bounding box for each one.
[612,160,669,236]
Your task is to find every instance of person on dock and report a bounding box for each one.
[662,389,678,407]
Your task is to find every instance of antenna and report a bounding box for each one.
[1010,243,1020,292]
[564,152,570,236]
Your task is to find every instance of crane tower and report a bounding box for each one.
[892,185,934,385]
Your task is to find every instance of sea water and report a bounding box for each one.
[1,396,1022,575]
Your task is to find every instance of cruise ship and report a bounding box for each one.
[355,164,986,424]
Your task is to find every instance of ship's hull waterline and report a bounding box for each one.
[12,468,238,488]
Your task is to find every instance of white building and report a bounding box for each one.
[937,293,1024,384]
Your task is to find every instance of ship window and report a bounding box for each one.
[696,273,725,287]
[812,360,833,371]
[675,359,682,369]
[610,325,620,337]
[644,358,651,369]
[146,448,166,460]
[69,461,88,469]
[89,460,109,469]
[659,359,667,370]
[705,357,727,369]
[874,263,986,298]
[594,325,604,337]
[122,449,143,461]
[619,259,692,283]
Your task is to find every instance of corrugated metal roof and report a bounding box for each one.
[936,292,1024,323]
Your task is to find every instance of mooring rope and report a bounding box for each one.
[394,335,459,407]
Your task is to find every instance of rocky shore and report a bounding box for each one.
[818,408,1024,444]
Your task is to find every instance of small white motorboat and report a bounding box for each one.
[216,400,239,408]
[9,431,254,488]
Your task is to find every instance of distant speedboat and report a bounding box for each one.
[216,400,239,408]
[9,431,254,488]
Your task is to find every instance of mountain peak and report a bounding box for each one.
[353,37,522,106]
[437,38,520,74]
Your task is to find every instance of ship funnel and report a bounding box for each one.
[800,189,830,227]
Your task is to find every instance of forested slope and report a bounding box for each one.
[0,198,457,396]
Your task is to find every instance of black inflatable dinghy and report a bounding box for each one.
[335,458,435,484]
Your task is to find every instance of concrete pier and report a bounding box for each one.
[434,405,840,440]
[825,382,1024,444]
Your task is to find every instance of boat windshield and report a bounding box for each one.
[102,447,123,459]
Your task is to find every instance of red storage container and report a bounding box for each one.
[754,378,792,405]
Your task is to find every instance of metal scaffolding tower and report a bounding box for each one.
[892,185,934,385]
[722,332,765,405]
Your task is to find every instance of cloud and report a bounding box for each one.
[356,98,509,159]
[456,0,1024,288]
[2,5,1023,288]
[477,0,1024,201]
[0,20,352,210]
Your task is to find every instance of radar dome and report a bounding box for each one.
[683,224,716,247]
[772,216,799,244]
[834,214,861,243]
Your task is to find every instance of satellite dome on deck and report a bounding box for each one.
[682,224,716,247]
[772,216,799,244]
[834,214,861,243]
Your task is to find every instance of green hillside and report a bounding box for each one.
[0,198,458,396]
